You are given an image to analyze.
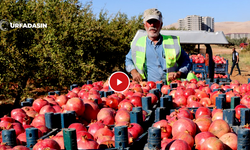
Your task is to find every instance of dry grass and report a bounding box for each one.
[220,51,250,70]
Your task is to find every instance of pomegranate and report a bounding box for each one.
[31,114,46,128]
[88,121,105,136]
[1,115,15,123]
[65,97,85,116]
[199,97,212,107]
[161,85,171,95]
[55,95,68,107]
[77,135,99,149]
[200,137,225,150]
[94,126,114,141]
[187,95,199,105]
[195,131,216,150]
[82,100,100,121]
[240,94,250,108]
[208,119,231,138]
[219,132,237,150]
[235,104,248,121]
[172,118,196,137]
[187,101,202,107]
[12,113,31,125]
[173,131,194,148]
[186,82,197,89]
[115,108,130,123]
[153,120,172,139]
[11,108,26,118]
[12,145,30,150]
[51,135,64,149]
[146,93,158,105]
[39,105,56,114]
[173,95,187,107]
[12,122,25,136]
[68,123,87,133]
[77,131,94,141]
[212,111,223,121]
[36,125,50,135]
[195,116,212,132]
[97,108,115,125]
[32,98,49,113]
[169,139,191,150]
[33,138,61,150]
[225,90,236,103]
[129,96,142,107]
[147,81,156,89]
[195,107,211,118]
[106,97,119,110]
[66,90,78,98]
[184,88,195,99]
[118,100,134,112]
[127,123,144,140]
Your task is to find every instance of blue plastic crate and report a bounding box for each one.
[214,60,228,73]
[192,63,207,73]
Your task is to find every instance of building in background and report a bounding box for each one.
[178,15,214,32]
[225,33,250,39]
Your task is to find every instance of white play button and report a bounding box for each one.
[117,79,122,86]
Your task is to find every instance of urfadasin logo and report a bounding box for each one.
[0,19,9,31]
[0,19,47,31]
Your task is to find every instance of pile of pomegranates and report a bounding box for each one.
[0,78,249,149]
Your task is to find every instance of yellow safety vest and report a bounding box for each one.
[131,35,181,84]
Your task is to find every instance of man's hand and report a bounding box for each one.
[131,69,142,83]
[167,71,182,81]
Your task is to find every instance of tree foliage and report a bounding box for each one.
[0,0,143,104]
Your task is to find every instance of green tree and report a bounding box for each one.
[0,0,143,105]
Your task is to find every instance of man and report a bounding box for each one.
[230,47,241,76]
[125,8,191,84]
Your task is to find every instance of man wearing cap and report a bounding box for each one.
[125,8,191,84]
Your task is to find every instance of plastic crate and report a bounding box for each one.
[214,73,231,83]
[192,63,207,73]
[214,60,228,74]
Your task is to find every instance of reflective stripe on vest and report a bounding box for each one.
[131,35,181,83]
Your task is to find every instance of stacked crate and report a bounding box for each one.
[189,54,207,81]
[213,55,231,83]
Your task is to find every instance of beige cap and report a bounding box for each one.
[143,8,162,23]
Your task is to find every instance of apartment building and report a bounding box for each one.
[225,33,250,39]
[178,15,214,32]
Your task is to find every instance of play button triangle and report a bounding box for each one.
[117,79,122,86]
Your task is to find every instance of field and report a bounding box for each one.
[199,44,250,84]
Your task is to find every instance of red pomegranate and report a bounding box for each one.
[77,135,99,149]
[195,131,216,150]
[195,116,212,132]
[169,139,191,150]
[32,98,49,113]
[153,120,172,139]
[68,123,87,133]
[200,137,225,150]
[127,123,144,140]
[172,118,196,137]
[33,138,61,150]
[219,132,237,150]
[115,109,130,124]
[195,107,211,118]
[173,131,194,148]
[88,121,105,136]
[208,119,231,138]
[65,97,85,116]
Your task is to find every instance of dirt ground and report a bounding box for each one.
[199,45,250,84]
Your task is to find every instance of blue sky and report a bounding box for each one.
[79,0,250,26]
